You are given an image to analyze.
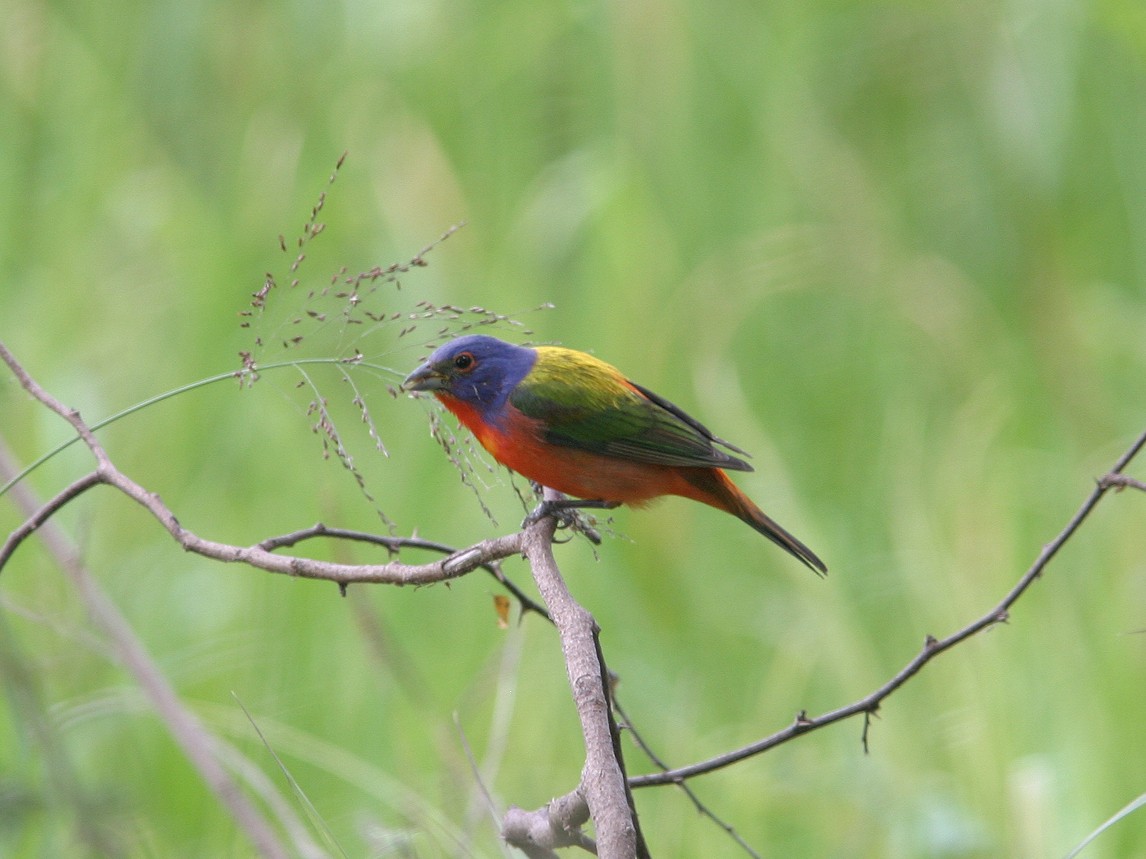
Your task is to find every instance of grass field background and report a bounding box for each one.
[2,1,1145,856]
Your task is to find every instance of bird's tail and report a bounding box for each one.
[681,469,828,576]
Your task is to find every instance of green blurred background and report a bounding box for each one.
[2,0,1145,856]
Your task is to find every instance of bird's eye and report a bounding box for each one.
[453,352,475,372]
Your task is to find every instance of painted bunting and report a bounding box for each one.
[403,334,826,574]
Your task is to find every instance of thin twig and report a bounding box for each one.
[631,427,1146,787]
[3,340,640,854]
[0,341,526,610]
[10,335,1141,852]
[0,465,524,587]
[613,693,760,858]
[258,524,549,618]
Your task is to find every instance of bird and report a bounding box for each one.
[402,334,826,574]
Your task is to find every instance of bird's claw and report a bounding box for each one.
[522,498,620,545]
[522,499,561,529]
[522,499,588,530]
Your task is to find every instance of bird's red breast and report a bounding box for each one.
[404,334,826,573]
[439,391,730,506]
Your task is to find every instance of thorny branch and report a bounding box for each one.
[0,343,524,585]
[258,523,550,617]
[629,426,1146,788]
[0,340,644,856]
[3,334,1144,858]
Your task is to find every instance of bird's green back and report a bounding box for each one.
[510,346,752,471]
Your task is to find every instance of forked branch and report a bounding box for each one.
[1,340,646,856]
[0,349,526,586]
[5,336,1143,858]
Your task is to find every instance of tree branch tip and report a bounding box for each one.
[1099,472,1146,493]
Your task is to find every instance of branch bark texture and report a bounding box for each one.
[5,337,1144,858]
[513,492,637,858]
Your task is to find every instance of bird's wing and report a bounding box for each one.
[508,352,753,471]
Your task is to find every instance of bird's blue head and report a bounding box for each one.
[402,335,537,417]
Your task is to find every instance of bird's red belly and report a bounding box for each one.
[500,442,674,505]
[442,396,687,505]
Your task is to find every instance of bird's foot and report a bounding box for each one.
[523,497,621,526]
[523,498,621,545]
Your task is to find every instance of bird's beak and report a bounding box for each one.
[402,362,445,393]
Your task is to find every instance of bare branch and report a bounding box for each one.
[0,464,525,587]
[502,791,594,857]
[630,428,1146,787]
[509,490,647,858]
[613,693,760,857]
[1,341,118,477]
[0,440,292,859]
[4,340,645,854]
[259,524,550,617]
[0,343,523,586]
[10,333,1141,855]
[0,472,103,570]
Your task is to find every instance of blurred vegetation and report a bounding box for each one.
[2,0,1145,856]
